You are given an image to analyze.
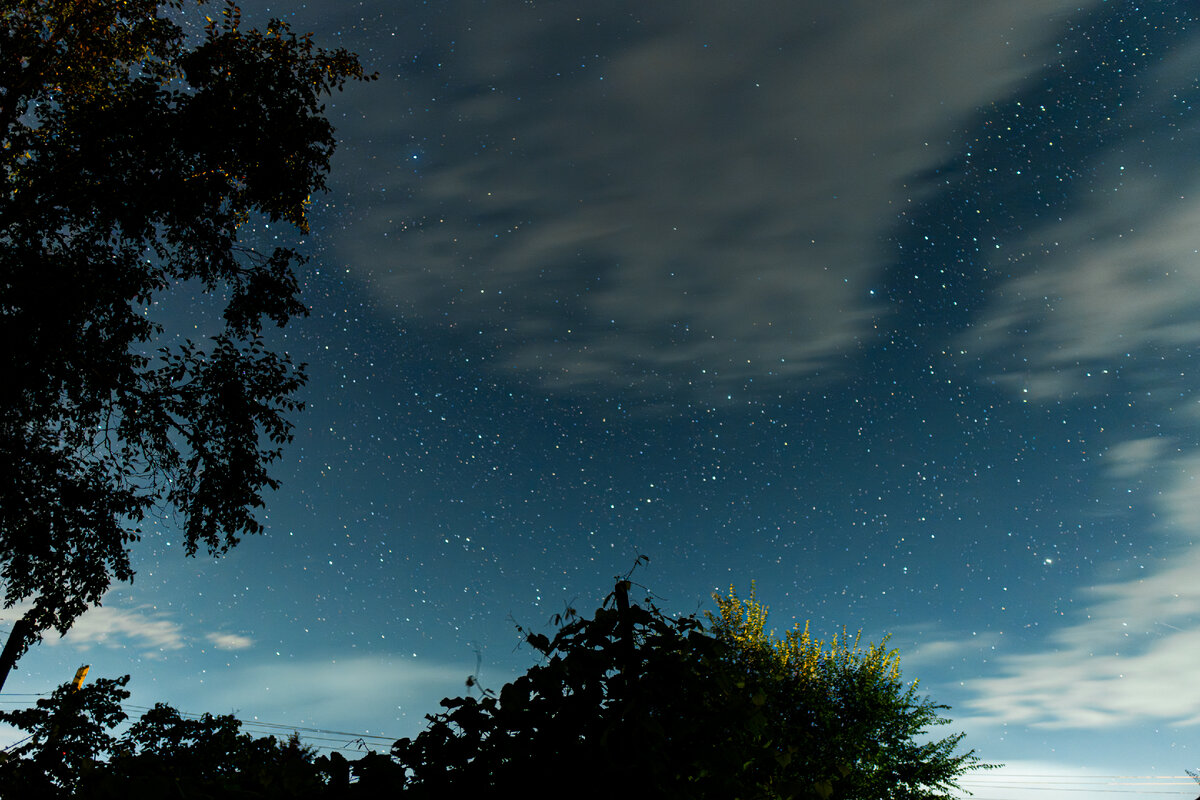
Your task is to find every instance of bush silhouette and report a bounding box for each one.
[0,679,404,799]
[0,579,984,798]
[392,579,984,799]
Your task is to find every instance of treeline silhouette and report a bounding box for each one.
[0,580,985,800]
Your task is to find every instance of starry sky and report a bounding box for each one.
[4,1,1200,796]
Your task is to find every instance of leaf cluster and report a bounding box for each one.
[0,0,373,659]
[392,581,987,799]
[707,586,985,799]
[0,676,405,799]
[0,581,989,799]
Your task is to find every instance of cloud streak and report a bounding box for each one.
[35,603,186,656]
[968,177,1200,400]
[967,34,1200,403]
[344,1,1086,400]
[946,450,1200,729]
[207,632,255,651]
[2,602,252,659]
[185,654,478,739]
[942,22,1200,734]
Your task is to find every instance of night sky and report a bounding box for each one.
[4,1,1200,796]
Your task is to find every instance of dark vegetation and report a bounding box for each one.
[0,578,986,799]
[0,0,372,683]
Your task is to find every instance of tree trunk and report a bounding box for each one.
[0,616,33,693]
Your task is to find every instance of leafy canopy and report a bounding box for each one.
[0,674,131,794]
[0,675,407,798]
[392,578,987,799]
[0,580,989,799]
[0,0,372,661]
[708,585,986,799]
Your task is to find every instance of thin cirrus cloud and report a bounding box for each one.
[184,655,476,739]
[4,602,252,658]
[35,603,186,657]
[959,565,1200,729]
[346,0,1089,401]
[932,449,1200,730]
[966,172,1200,401]
[941,39,1200,731]
[206,632,255,651]
[966,38,1200,403]
[1100,437,1174,481]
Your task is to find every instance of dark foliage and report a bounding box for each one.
[0,675,130,797]
[392,580,985,799]
[0,580,985,799]
[0,0,373,662]
[0,676,406,799]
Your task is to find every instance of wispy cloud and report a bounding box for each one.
[945,450,1200,729]
[38,604,186,657]
[1101,437,1174,480]
[967,41,1200,403]
[945,32,1200,734]
[185,654,480,739]
[895,630,1004,674]
[206,633,255,651]
[1,602,253,659]
[344,1,1085,401]
[968,178,1200,400]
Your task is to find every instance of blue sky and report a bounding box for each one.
[4,1,1200,796]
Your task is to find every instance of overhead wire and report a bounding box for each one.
[120,703,399,745]
[2,696,1195,790]
[954,772,1198,798]
[0,692,401,754]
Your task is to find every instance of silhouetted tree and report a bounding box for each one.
[392,580,987,799]
[0,0,372,686]
[0,675,406,799]
[0,583,986,799]
[707,585,985,799]
[0,674,131,798]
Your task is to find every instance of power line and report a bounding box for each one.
[0,695,401,754]
[958,777,1196,786]
[959,788,1191,795]
[963,774,1196,780]
[3,694,1193,790]
[955,773,1198,798]
[119,703,399,744]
